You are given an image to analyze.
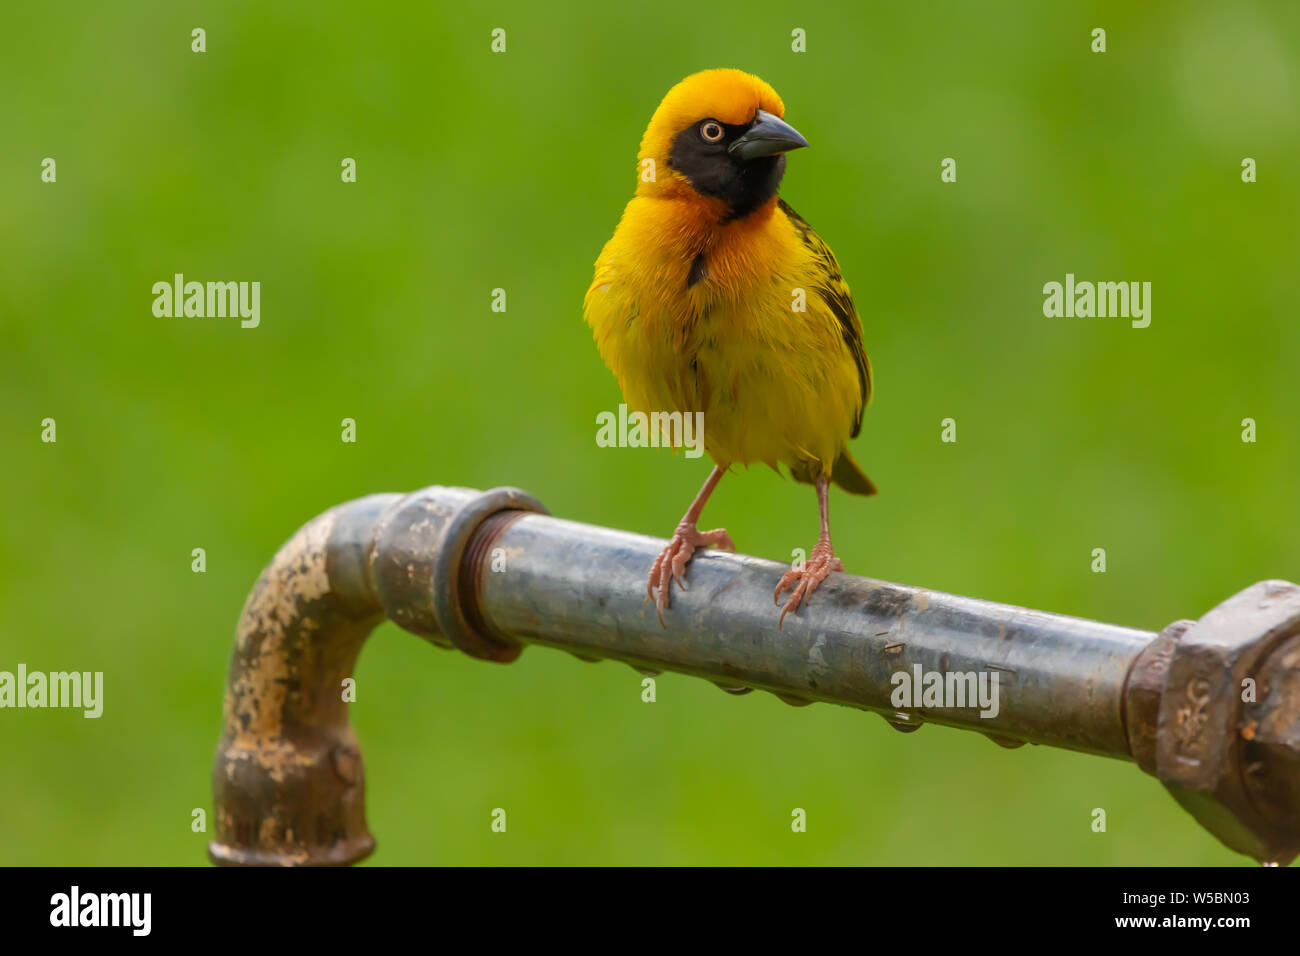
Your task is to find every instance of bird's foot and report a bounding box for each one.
[648,521,736,626]
[774,535,843,629]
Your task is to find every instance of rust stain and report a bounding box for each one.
[226,512,336,783]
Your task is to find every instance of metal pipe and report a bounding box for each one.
[477,512,1151,755]
[209,485,1300,866]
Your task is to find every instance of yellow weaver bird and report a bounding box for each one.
[584,68,876,627]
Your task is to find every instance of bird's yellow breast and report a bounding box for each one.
[585,196,863,478]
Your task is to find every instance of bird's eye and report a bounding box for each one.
[699,121,724,143]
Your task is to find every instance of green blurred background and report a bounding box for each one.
[2,0,1298,865]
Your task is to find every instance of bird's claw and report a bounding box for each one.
[648,522,736,626]
[774,538,843,630]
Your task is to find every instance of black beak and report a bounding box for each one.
[728,109,809,161]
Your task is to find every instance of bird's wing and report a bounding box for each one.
[777,199,872,437]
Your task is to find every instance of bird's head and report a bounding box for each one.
[636,69,808,222]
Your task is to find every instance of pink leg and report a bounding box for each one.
[648,465,736,626]
[773,476,844,629]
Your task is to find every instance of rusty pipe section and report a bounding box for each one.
[211,485,1300,866]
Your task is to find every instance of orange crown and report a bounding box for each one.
[636,69,786,195]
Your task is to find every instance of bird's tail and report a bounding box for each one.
[831,450,878,496]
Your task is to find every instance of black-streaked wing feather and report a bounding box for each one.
[778,198,872,437]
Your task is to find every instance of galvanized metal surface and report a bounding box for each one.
[210,485,1300,866]
[475,514,1153,756]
